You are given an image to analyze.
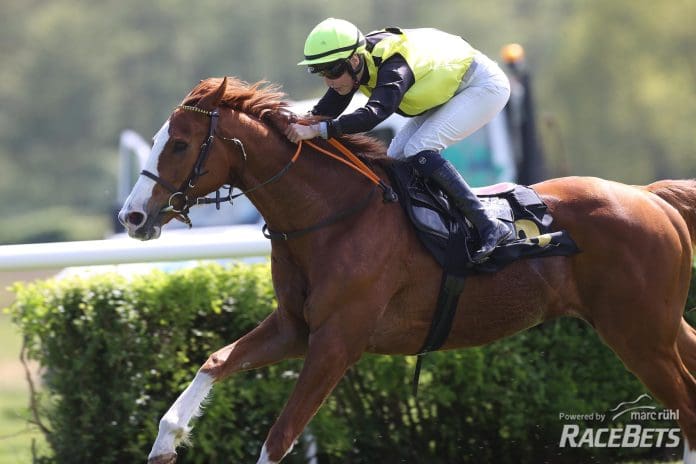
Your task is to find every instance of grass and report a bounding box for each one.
[0,314,48,463]
[0,388,46,464]
[0,271,53,463]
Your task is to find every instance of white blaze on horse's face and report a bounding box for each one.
[118,120,170,240]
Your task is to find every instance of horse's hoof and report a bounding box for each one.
[148,453,177,464]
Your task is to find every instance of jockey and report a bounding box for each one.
[285,18,512,261]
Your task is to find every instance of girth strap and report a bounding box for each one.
[412,216,471,396]
[412,273,467,396]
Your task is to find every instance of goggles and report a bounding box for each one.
[308,60,348,79]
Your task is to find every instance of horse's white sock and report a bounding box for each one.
[256,443,278,464]
[685,438,696,464]
[256,440,296,464]
[148,372,214,459]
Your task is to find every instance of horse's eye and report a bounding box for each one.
[172,140,188,153]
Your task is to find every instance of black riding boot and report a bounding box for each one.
[412,150,511,262]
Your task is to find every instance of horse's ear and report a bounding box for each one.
[199,76,228,109]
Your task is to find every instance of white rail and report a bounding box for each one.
[0,226,271,271]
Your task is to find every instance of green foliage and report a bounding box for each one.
[315,321,675,464]
[8,262,692,463]
[9,263,301,464]
[2,0,696,243]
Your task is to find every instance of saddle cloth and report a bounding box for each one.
[385,161,580,276]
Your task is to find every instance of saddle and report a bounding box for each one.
[385,161,579,276]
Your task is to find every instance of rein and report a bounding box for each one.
[141,105,397,237]
[261,139,397,241]
[305,139,397,201]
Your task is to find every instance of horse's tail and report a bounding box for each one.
[644,179,696,246]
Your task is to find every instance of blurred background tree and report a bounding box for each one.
[0,0,694,243]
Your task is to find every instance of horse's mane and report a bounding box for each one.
[183,77,289,120]
[183,77,390,163]
[331,134,390,163]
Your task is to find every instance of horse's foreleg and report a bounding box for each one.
[147,371,214,464]
[147,310,307,464]
[257,319,364,463]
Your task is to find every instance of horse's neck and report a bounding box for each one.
[238,139,367,233]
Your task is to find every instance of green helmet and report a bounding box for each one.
[298,18,365,66]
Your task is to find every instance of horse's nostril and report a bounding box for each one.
[127,211,146,227]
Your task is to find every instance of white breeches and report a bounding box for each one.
[387,53,511,159]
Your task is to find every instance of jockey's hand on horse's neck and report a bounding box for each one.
[265,110,330,133]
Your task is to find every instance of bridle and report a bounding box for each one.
[140,104,397,237]
[140,105,252,227]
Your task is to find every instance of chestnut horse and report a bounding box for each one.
[118,77,696,464]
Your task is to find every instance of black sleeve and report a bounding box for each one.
[311,88,354,118]
[332,54,414,136]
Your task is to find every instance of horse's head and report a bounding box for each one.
[118,77,245,240]
[119,75,385,241]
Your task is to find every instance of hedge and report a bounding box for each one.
[7,262,695,463]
